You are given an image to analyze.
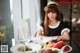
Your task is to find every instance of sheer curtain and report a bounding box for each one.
[13,0,41,44]
[29,0,41,36]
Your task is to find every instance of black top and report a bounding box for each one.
[41,21,70,36]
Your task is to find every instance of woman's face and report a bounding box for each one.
[47,12,57,21]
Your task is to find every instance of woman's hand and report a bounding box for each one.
[57,36,64,41]
[51,36,58,40]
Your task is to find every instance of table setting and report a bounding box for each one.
[10,21,72,53]
[10,37,72,53]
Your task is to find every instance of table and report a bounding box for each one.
[1,38,80,53]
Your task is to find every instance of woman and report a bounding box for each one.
[36,1,70,41]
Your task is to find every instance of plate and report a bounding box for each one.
[37,48,63,53]
[61,45,72,53]
[10,43,41,53]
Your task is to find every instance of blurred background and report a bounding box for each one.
[0,0,80,48]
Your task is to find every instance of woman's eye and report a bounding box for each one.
[48,12,56,13]
[52,11,56,13]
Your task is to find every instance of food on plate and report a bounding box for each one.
[64,45,70,51]
[43,42,55,48]
[42,41,72,52]
[43,41,64,49]
[52,41,64,49]
[17,46,32,52]
[43,42,51,48]
[40,49,59,53]
[61,45,72,52]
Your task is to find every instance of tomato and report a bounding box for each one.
[64,46,70,51]
[52,41,64,49]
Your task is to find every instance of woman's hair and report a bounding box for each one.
[44,2,62,36]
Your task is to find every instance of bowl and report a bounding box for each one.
[61,45,72,53]
[10,43,41,53]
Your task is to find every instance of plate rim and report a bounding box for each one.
[10,43,41,53]
[37,48,63,53]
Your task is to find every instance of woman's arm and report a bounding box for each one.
[57,30,70,41]
[36,26,46,37]
[62,30,70,40]
[36,26,58,40]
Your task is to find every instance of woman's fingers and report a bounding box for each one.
[57,36,63,41]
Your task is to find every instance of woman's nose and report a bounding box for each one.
[49,12,53,16]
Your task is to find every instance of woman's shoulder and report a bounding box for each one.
[60,21,70,29]
[60,21,70,25]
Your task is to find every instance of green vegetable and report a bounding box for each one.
[18,46,32,52]
[54,50,59,53]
